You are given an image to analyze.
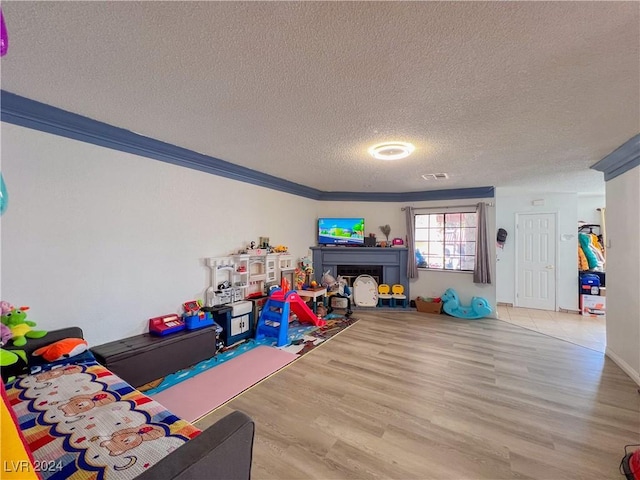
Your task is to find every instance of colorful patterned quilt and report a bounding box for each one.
[4,353,201,480]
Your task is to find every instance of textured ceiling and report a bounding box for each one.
[1,1,638,195]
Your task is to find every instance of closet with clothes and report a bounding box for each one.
[578,222,606,315]
[578,224,605,272]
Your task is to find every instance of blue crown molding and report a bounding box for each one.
[591,133,640,181]
[317,187,494,202]
[1,90,322,199]
[1,90,494,202]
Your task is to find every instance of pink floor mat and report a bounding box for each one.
[150,345,298,422]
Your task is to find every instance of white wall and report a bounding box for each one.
[577,194,605,226]
[317,198,497,315]
[1,123,317,345]
[604,166,640,384]
[495,190,579,311]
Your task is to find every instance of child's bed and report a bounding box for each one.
[2,327,255,480]
[5,351,200,479]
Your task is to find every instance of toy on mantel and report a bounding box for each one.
[0,306,47,346]
[379,224,391,247]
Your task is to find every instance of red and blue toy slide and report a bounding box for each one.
[255,288,326,347]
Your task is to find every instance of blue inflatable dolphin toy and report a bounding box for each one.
[441,288,492,319]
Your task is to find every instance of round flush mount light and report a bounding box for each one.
[368,141,415,160]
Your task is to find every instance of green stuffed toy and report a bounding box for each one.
[0,348,28,383]
[0,307,47,347]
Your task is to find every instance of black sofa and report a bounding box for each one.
[4,327,255,480]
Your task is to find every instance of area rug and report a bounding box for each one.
[144,314,358,420]
[280,315,359,355]
[150,346,298,422]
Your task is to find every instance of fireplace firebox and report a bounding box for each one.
[336,265,383,286]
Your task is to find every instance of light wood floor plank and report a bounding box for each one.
[196,310,639,479]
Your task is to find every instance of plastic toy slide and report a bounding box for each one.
[269,290,326,326]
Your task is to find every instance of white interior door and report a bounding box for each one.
[516,213,557,310]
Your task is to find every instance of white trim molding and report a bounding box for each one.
[606,347,640,387]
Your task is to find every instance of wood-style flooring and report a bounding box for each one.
[196,310,639,479]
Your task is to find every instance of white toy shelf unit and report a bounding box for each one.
[278,254,295,288]
[205,255,249,307]
[245,250,279,296]
[206,251,297,306]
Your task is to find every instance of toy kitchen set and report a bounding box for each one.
[204,251,293,346]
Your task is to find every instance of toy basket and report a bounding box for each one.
[415,297,443,314]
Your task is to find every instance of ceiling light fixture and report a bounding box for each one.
[368,142,415,160]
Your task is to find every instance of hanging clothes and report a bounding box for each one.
[579,233,599,269]
[578,247,589,271]
[589,233,604,252]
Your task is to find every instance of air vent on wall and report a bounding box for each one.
[421,173,449,180]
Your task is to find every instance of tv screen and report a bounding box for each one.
[318,218,365,245]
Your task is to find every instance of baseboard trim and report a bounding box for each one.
[559,308,580,315]
[605,347,640,387]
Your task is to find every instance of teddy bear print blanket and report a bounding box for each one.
[4,354,201,479]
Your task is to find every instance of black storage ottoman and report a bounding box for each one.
[91,326,218,388]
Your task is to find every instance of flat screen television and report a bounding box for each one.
[318,217,365,246]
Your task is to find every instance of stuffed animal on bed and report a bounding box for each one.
[0,319,29,382]
[0,323,12,347]
[0,348,28,382]
[0,300,14,316]
[0,307,47,347]
[32,338,88,363]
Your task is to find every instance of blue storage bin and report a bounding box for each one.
[580,274,600,295]
[184,311,214,330]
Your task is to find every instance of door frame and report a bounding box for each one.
[514,211,558,311]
